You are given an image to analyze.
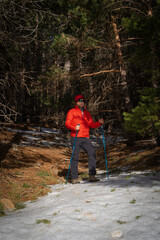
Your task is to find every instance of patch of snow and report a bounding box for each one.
[23,135,41,140]
[6,126,111,148]
[0,172,160,240]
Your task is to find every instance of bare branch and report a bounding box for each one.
[80,69,120,78]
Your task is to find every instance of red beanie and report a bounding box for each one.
[74,94,85,102]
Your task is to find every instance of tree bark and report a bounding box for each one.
[111,15,133,113]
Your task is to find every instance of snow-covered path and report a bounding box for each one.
[0,171,160,240]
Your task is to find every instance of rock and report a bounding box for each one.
[0,198,15,210]
[12,144,19,151]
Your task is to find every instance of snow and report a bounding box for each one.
[2,126,159,239]
[6,127,105,148]
[6,127,71,148]
[0,171,160,240]
[5,126,125,149]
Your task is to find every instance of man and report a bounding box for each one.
[65,94,104,184]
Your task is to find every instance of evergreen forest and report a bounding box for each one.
[0,0,160,145]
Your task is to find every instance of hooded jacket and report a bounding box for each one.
[65,105,101,137]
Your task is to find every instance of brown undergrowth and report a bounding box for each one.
[0,127,160,207]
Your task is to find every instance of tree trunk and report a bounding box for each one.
[111,16,136,144]
[111,15,133,113]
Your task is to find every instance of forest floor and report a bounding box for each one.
[0,124,160,210]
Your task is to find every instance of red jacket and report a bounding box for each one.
[65,105,101,137]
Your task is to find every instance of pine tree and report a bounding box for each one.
[123,87,160,146]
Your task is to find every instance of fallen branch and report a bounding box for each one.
[80,69,120,78]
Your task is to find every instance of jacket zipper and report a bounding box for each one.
[81,109,84,117]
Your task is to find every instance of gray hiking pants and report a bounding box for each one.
[71,137,96,179]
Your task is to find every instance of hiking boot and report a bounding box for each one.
[89,175,100,182]
[72,179,80,184]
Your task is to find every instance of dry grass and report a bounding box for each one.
[0,129,160,207]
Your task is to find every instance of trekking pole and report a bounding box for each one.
[101,124,109,180]
[65,124,80,184]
